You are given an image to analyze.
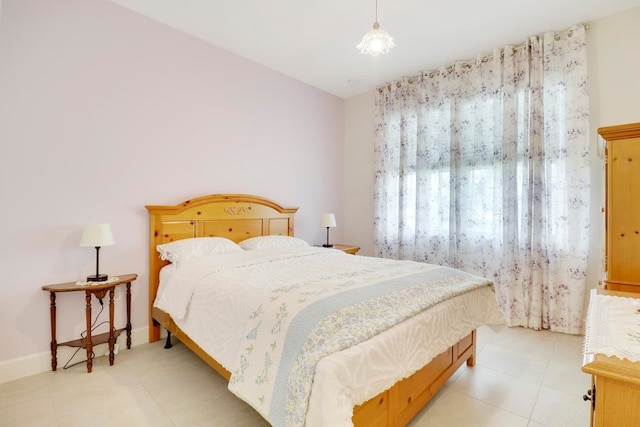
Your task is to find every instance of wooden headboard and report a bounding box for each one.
[145,194,298,342]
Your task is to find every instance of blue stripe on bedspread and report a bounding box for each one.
[267,266,490,427]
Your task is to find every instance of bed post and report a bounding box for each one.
[466,329,477,366]
[147,214,163,343]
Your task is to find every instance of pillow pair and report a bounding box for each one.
[157,235,309,266]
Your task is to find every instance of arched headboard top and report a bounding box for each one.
[146,193,299,216]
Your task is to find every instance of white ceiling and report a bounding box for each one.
[108,0,639,99]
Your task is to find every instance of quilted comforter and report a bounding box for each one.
[154,247,504,427]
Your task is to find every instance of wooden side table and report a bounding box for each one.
[315,244,360,255]
[41,273,137,373]
[332,244,360,255]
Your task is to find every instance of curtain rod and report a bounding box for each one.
[379,23,590,92]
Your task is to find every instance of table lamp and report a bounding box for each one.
[321,213,336,248]
[80,223,115,282]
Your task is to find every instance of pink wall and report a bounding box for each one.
[0,0,345,365]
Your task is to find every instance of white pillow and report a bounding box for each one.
[239,235,309,250]
[157,237,242,266]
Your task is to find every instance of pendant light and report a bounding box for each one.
[356,0,395,56]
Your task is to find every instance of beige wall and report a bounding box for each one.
[344,91,375,255]
[344,7,640,301]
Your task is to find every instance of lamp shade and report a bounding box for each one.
[80,223,115,247]
[321,213,337,228]
[357,22,395,56]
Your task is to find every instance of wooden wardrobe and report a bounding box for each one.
[599,122,640,293]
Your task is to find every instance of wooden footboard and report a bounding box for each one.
[352,330,475,427]
[152,306,474,427]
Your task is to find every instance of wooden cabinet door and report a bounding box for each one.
[599,122,640,293]
[607,136,640,283]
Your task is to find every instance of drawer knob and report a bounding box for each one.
[583,387,596,410]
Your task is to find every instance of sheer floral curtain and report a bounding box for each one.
[373,24,590,334]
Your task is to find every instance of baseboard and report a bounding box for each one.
[0,326,149,384]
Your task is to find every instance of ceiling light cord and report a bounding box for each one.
[375,0,378,24]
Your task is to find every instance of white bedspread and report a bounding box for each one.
[155,247,505,426]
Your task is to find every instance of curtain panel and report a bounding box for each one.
[373,24,590,333]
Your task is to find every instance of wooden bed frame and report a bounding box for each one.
[146,194,476,427]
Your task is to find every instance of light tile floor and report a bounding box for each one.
[0,325,591,427]
[409,325,591,427]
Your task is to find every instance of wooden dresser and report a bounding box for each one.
[599,122,640,293]
[582,290,640,427]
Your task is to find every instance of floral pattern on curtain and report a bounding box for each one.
[373,24,590,334]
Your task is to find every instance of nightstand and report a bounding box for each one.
[326,244,360,255]
[41,273,137,373]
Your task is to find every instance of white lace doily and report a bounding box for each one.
[583,289,640,362]
[75,276,120,286]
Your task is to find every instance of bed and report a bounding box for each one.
[146,194,505,427]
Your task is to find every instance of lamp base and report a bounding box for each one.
[87,274,108,282]
[322,244,333,248]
